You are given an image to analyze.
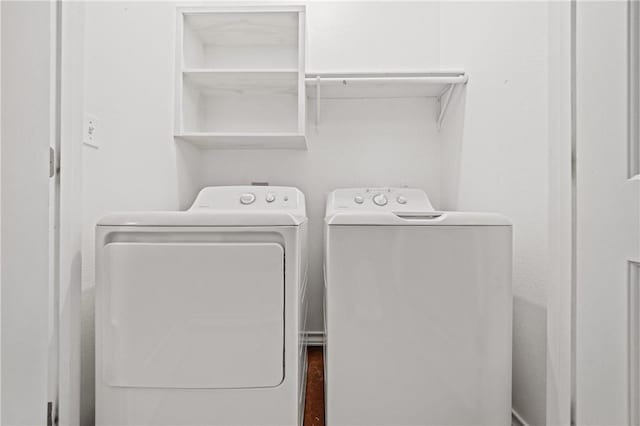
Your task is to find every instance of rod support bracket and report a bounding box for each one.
[437,84,456,131]
[315,76,321,130]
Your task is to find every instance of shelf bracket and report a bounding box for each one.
[315,76,321,131]
[437,83,456,131]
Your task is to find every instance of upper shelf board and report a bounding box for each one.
[183,11,300,46]
[305,71,468,99]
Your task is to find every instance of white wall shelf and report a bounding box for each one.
[305,71,467,130]
[175,7,465,148]
[175,6,306,150]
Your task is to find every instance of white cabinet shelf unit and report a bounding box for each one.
[175,6,306,150]
[306,71,468,130]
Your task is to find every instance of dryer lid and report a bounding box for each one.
[325,188,510,226]
[98,186,307,227]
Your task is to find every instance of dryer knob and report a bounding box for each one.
[240,193,256,205]
[265,193,276,203]
[397,196,407,205]
[354,195,364,204]
[373,193,388,206]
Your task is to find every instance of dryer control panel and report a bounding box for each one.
[190,186,305,212]
[326,188,435,212]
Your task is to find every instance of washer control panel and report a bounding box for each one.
[190,186,303,211]
[329,188,435,212]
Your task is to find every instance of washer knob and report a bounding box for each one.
[240,193,256,205]
[397,196,407,205]
[373,193,388,206]
[354,195,364,204]
[265,193,276,203]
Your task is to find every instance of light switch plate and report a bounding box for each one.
[83,114,99,148]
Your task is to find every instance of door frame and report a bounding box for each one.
[1,2,59,424]
[546,1,574,425]
[572,0,640,424]
[628,1,640,423]
[56,2,85,425]
[1,2,84,424]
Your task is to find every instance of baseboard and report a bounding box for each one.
[511,409,529,426]
[303,331,325,346]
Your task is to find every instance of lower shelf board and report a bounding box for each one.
[175,133,307,150]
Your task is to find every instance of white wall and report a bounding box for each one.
[439,3,550,425]
[79,2,552,425]
[305,2,439,72]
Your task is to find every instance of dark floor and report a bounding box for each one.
[304,347,325,426]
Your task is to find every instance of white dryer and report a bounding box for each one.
[95,186,308,426]
[324,188,512,426]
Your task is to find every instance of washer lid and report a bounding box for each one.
[98,186,307,226]
[325,187,510,226]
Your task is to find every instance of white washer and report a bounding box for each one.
[96,186,308,426]
[324,188,512,426]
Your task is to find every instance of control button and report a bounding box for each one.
[240,193,256,205]
[397,196,407,205]
[265,193,276,203]
[373,193,388,206]
[354,195,364,204]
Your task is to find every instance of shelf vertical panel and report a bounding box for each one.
[174,11,185,135]
[297,8,306,136]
